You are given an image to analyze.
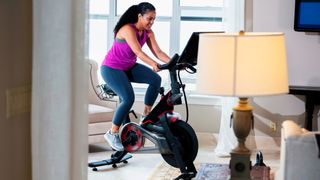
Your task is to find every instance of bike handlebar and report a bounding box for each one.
[157,54,197,105]
[158,53,180,70]
[158,53,197,73]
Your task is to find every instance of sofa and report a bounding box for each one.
[87,59,118,144]
[279,120,320,180]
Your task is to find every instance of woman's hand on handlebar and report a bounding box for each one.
[152,62,160,72]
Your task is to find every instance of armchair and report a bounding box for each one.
[279,120,320,180]
[87,59,118,144]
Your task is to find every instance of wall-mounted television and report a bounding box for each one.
[294,0,320,32]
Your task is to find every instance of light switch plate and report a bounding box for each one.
[6,85,31,118]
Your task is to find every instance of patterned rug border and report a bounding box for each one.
[148,161,229,180]
[148,161,276,180]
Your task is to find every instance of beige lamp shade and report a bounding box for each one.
[196,32,289,97]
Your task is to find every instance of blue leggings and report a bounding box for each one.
[101,63,161,126]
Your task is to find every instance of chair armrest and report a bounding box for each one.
[282,120,305,139]
[87,58,119,110]
[280,120,320,180]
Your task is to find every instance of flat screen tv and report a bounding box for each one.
[294,0,320,32]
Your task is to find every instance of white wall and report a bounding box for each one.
[0,1,32,179]
[249,0,320,131]
[253,0,320,86]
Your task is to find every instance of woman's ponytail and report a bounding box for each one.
[113,2,156,35]
[113,5,138,35]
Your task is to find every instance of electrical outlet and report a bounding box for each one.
[270,121,277,132]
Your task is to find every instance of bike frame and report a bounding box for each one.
[89,53,198,179]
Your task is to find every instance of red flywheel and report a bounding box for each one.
[119,123,144,152]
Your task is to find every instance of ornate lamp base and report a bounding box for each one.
[229,97,253,180]
[229,152,251,180]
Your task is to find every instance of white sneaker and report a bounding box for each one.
[139,114,146,124]
[104,130,124,151]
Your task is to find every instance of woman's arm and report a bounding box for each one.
[117,25,159,71]
[146,30,170,63]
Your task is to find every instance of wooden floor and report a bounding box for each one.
[87,133,281,180]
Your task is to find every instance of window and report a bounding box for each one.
[134,21,171,91]
[180,0,223,7]
[179,1,224,92]
[87,0,243,103]
[117,0,172,17]
[88,19,108,65]
[89,0,109,15]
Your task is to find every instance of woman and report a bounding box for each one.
[101,2,170,151]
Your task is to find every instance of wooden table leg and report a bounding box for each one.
[305,95,314,131]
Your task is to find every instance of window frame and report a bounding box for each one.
[87,0,244,105]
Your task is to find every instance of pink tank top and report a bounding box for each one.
[102,24,149,70]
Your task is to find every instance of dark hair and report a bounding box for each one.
[113,2,156,35]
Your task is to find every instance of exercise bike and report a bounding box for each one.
[89,54,198,180]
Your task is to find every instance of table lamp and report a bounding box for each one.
[196,31,288,179]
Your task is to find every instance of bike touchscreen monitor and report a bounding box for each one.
[177,31,223,66]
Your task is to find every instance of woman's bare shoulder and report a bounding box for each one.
[147,29,155,39]
[117,24,135,38]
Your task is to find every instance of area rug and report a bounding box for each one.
[148,161,275,180]
[148,161,229,180]
[196,163,229,180]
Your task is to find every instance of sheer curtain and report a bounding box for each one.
[214,0,245,157]
[32,0,88,180]
[215,97,238,156]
